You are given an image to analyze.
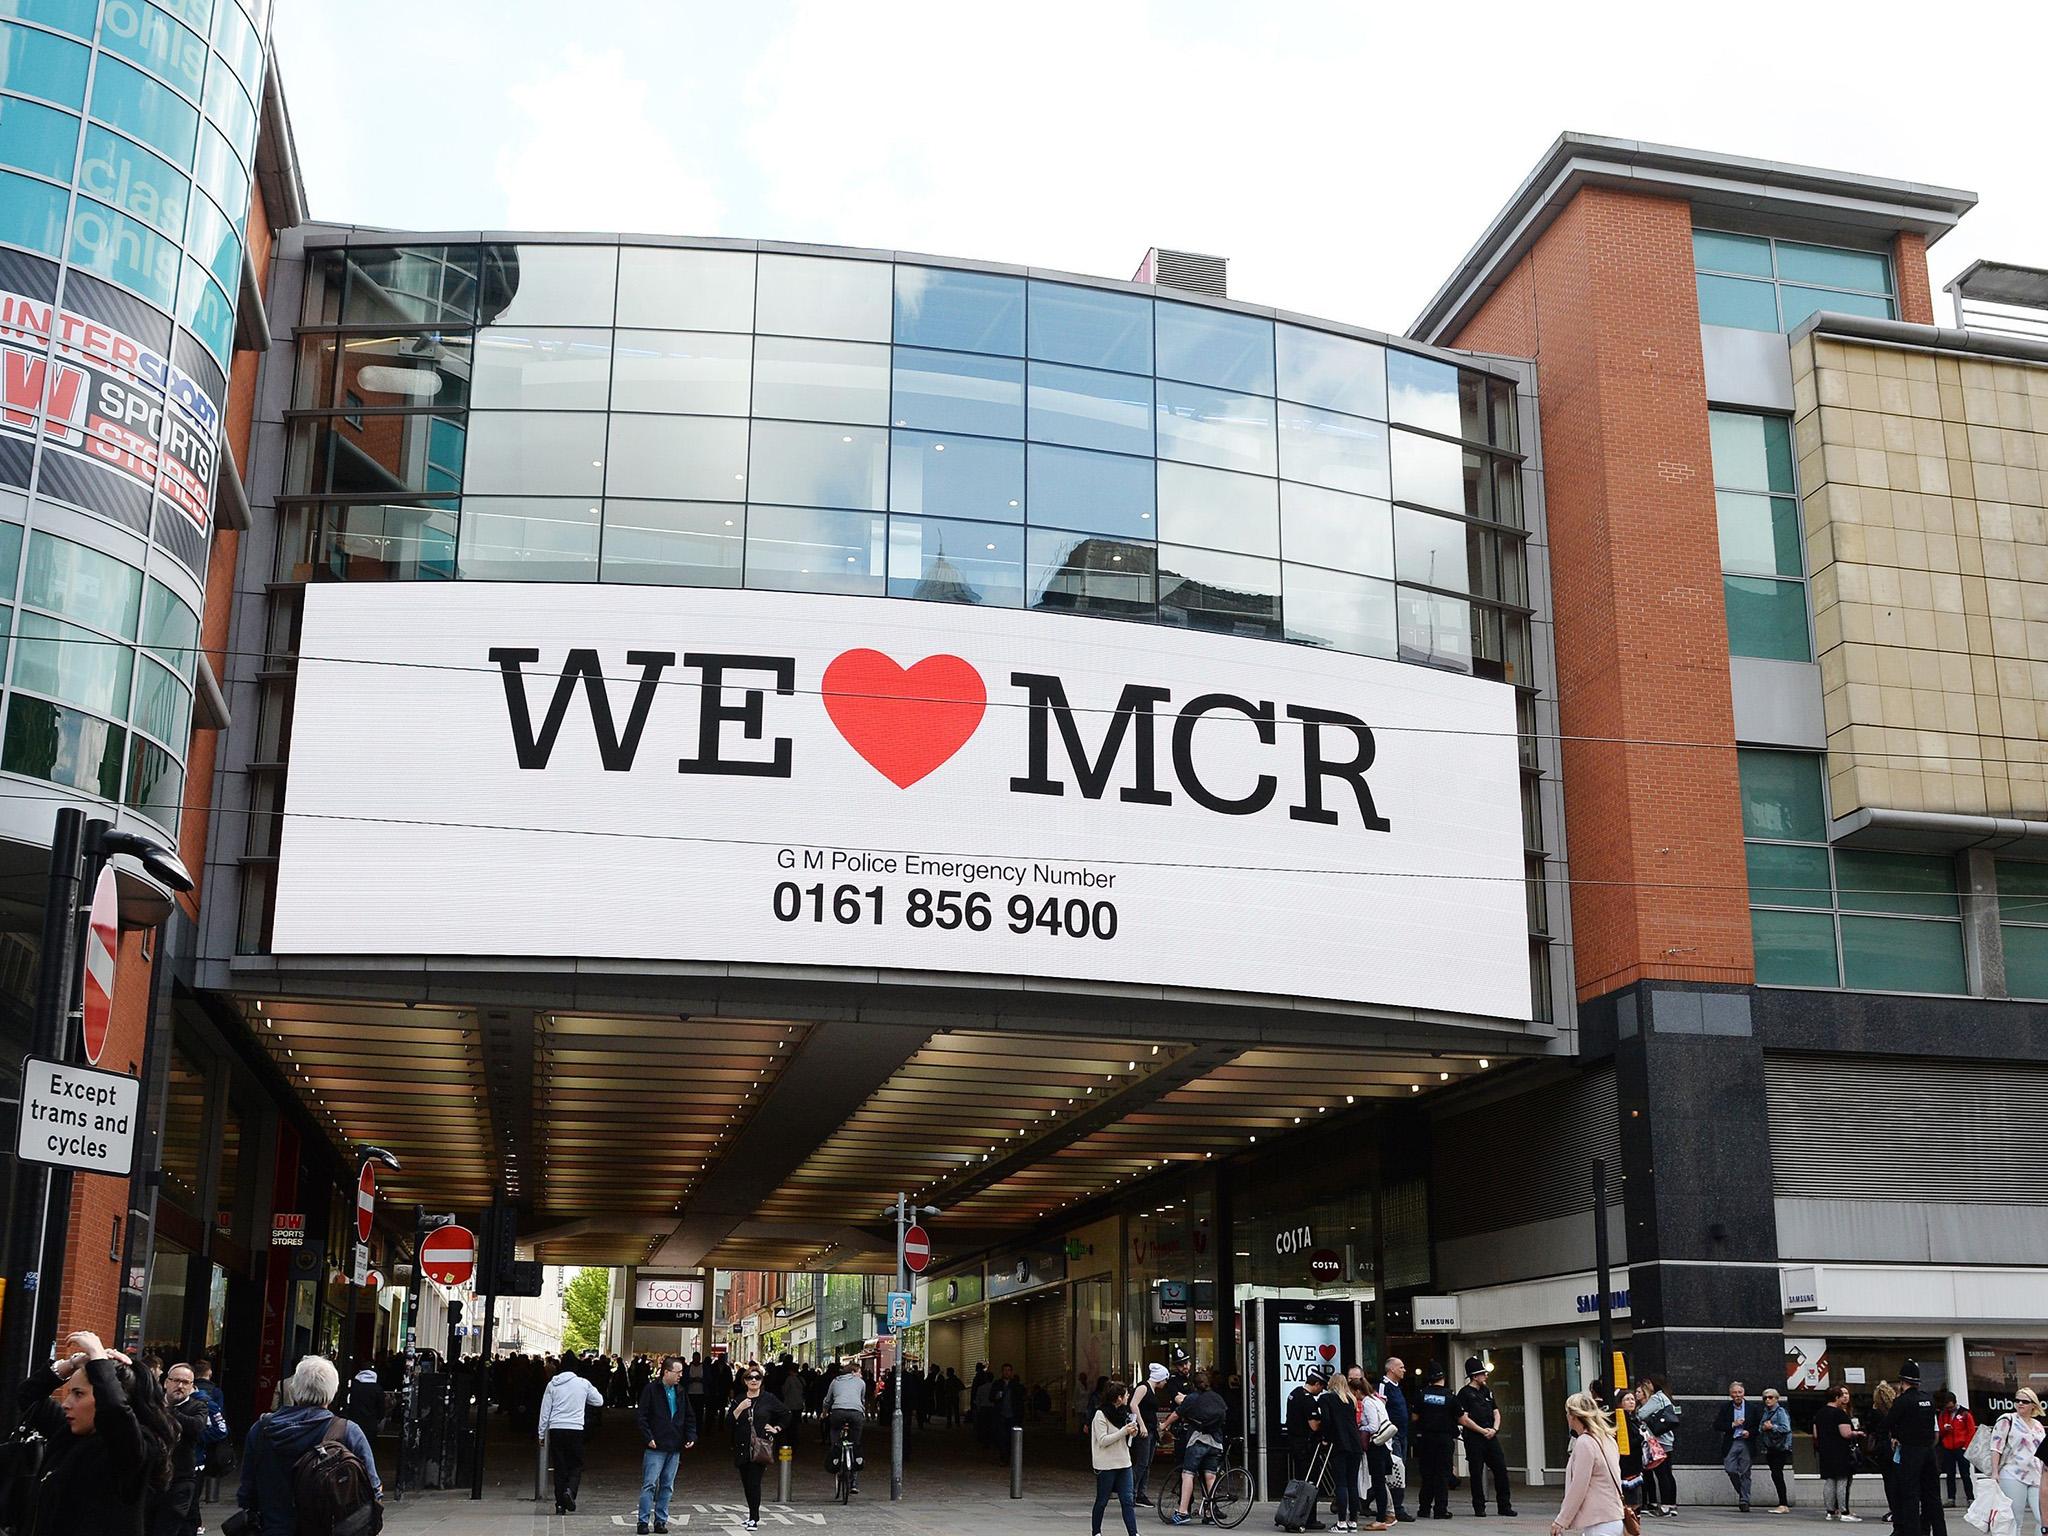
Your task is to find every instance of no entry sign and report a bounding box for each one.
[420,1224,476,1288]
[903,1223,931,1273]
[356,1161,376,1243]
[81,865,118,1065]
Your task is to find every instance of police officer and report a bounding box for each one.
[1287,1366,1330,1483]
[1414,1363,1458,1520]
[1457,1356,1518,1518]
[1884,1360,1946,1536]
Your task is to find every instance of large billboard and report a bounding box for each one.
[271,583,1530,1018]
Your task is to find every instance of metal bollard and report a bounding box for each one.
[535,1428,548,1503]
[1010,1425,1024,1498]
[779,1444,793,1503]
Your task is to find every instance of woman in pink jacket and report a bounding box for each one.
[1551,1392,1628,1536]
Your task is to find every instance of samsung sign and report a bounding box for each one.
[272,585,1528,1016]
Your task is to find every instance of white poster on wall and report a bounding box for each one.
[272,583,1530,1016]
[1275,1319,1344,1424]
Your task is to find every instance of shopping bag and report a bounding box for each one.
[1966,1479,2015,1536]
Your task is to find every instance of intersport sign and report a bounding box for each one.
[271,584,1529,1018]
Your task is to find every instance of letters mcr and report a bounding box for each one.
[487,648,1391,831]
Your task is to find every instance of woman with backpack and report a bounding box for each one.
[1990,1387,2045,1536]
[234,1356,382,1535]
[1634,1377,1681,1516]
[1089,1378,1142,1536]
[16,1329,175,1536]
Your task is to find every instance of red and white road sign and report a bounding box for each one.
[903,1223,932,1273]
[420,1223,477,1288]
[81,865,118,1065]
[356,1161,376,1243]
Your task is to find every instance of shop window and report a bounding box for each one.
[1695,229,1896,334]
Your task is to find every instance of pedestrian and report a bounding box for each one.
[1133,1364,1167,1507]
[1382,1359,1415,1523]
[1871,1382,1899,1519]
[233,1355,381,1536]
[705,1352,733,1428]
[1457,1357,1517,1518]
[1715,1379,1763,1512]
[1091,1378,1143,1536]
[540,1355,604,1514]
[343,1367,385,1440]
[151,1362,210,1536]
[1635,1376,1681,1516]
[1615,1389,1643,1513]
[1287,1367,1329,1485]
[1351,1366,1394,1528]
[1761,1387,1795,1511]
[1551,1392,1626,1536]
[1816,1383,1866,1522]
[730,1364,785,1531]
[1413,1363,1457,1520]
[1171,1371,1234,1528]
[1989,1388,2044,1536]
[1883,1360,1945,1536]
[1938,1394,1976,1509]
[687,1353,707,1431]
[1321,1368,1370,1534]
[973,1367,996,1450]
[944,1367,963,1428]
[635,1354,698,1535]
[17,1331,173,1536]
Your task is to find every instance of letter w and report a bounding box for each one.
[489,648,675,770]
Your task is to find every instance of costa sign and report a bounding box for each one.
[273,584,1529,1018]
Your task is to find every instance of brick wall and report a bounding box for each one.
[1894,232,1936,326]
[1452,185,1754,1000]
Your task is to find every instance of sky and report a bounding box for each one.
[270,0,2046,337]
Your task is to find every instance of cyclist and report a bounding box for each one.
[822,1358,869,1493]
[1170,1370,1230,1526]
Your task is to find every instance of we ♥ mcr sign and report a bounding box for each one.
[272,583,1529,1018]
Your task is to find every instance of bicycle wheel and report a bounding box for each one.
[1210,1466,1255,1529]
[1156,1480,1182,1525]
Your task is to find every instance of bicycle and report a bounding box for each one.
[831,1417,859,1504]
[1156,1434,1254,1528]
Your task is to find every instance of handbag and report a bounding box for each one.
[1598,1440,1641,1536]
[1643,1433,1668,1471]
[0,1422,45,1533]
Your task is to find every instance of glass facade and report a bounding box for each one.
[283,242,1534,683]
[1710,410,1809,661]
[0,0,267,828]
[1694,229,1896,334]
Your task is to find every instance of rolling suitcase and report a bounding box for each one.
[1277,1444,1331,1532]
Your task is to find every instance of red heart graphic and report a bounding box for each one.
[1319,1345,1337,1362]
[822,649,987,789]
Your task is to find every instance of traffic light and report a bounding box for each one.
[447,1299,464,1335]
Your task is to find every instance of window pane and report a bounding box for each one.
[1280,403,1387,497]
[1394,507,1474,593]
[0,522,23,585]
[1995,860,2048,924]
[894,266,1023,355]
[887,515,1024,607]
[752,336,890,425]
[746,420,887,510]
[100,0,206,97]
[1280,482,1393,578]
[1746,842,1831,909]
[744,504,884,594]
[1158,545,1279,638]
[1027,362,1151,455]
[470,327,613,410]
[200,62,253,162]
[1717,492,1802,577]
[1155,301,1273,394]
[1027,281,1151,373]
[1693,229,1772,277]
[1738,749,1826,842]
[1155,462,1277,557]
[0,95,79,181]
[176,258,232,363]
[2003,923,2048,1001]
[893,348,1025,438]
[615,247,754,331]
[1396,587,1471,672]
[23,533,141,636]
[1724,575,1809,661]
[1776,242,1890,293]
[334,245,480,327]
[89,56,194,163]
[1779,286,1892,330]
[1709,411,1795,494]
[1,695,122,798]
[1751,908,1839,987]
[1835,849,1959,918]
[131,653,189,745]
[124,735,180,829]
[1391,428,1486,515]
[12,611,132,714]
[184,186,238,295]
[69,197,178,308]
[456,498,600,581]
[610,330,751,415]
[0,168,64,255]
[1282,564,1396,658]
[0,21,89,105]
[603,413,749,500]
[286,412,467,497]
[140,577,197,674]
[2,0,98,38]
[1159,381,1274,476]
[308,502,457,581]
[1840,915,1965,994]
[599,500,743,587]
[484,245,617,327]
[1386,350,1463,438]
[1275,325,1385,419]
[191,120,244,222]
[1026,445,1153,538]
[1027,530,1154,619]
[889,431,1022,521]
[755,254,891,342]
[463,411,604,496]
[1697,274,1780,332]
